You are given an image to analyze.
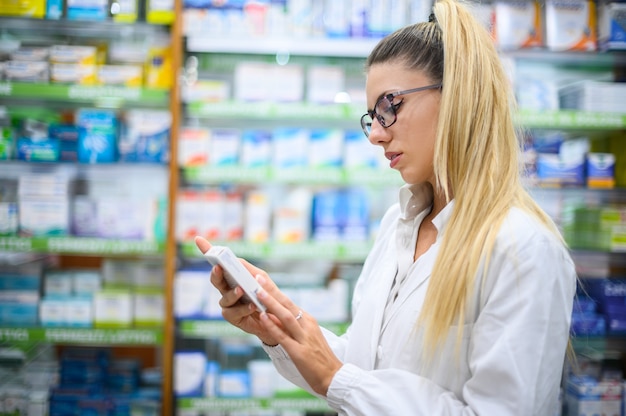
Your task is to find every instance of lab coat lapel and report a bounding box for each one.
[379,244,438,335]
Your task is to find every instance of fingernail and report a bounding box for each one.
[260,312,269,321]
[257,288,266,299]
[256,274,265,284]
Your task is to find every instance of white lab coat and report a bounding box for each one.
[265,185,577,416]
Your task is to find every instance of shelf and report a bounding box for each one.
[502,49,626,67]
[186,101,362,121]
[188,103,626,131]
[180,241,372,262]
[178,397,331,412]
[179,320,348,339]
[0,327,163,345]
[186,36,379,58]
[0,17,170,38]
[517,109,626,130]
[182,166,401,187]
[0,82,169,108]
[0,237,165,256]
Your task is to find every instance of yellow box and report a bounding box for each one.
[0,0,45,18]
[145,45,172,89]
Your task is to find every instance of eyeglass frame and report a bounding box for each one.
[360,83,443,137]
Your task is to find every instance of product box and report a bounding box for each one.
[76,109,118,163]
[240,129,271,168]
[96,65,143,86]
[308,129,343,169]
[598,2,626,51]
[222,192,243,241]
[39,297,67,327]
[66,0,108,20]
[587,153,616,188]
[272,127,309,169]
[244,191,272,243]
[174,271,212,320]
[93,290,133,328]
[4,61,49,82]
[111,0,138,22]
[178,126,210,167]
[44,271,73,296]
[0,301,38,326]
[72,270,102,296]
[545,0,597,51]
[48,124,79,162]
[50,63,96,85]
[174,351,206,397]
[146,0,175,24]
[133,290,164,327]
[566,376,621,416]
[536,154,585,187]
[494,0,543,50]
[18,197,69,236]
[209,129,239,166]
[49,45,98,65]
[0,202,18,235]
[145,44,172,89]
[16,137,60,162]
[119,110,171,163]
[0,0,46,18]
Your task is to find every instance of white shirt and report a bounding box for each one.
[265,183,577,416]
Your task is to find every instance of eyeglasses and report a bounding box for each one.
[360,83,442,137]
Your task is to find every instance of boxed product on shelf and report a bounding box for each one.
[176,189,224,241]
[48,124,79,162]
[559,80,626,113]
[536,154,585,187]
[308,129,344,169]
[133,289,164,327]
[66,0,109,20]
[0,0,46,18]
[93,289,133,328]
[545,0,597,51]
[272,127,309,169]
[209,128,239,166]
[306,65,345,104]
[273,187,312,243]
[145,42,172,89]
[118,109,171,163]
[244,190,272,243]
[587,153,616,188]
[178,126,210,167]
[50,63,97,84]
[10,46,50,62]
[174,351,206,397]
[4,61,49,83]
[598,2,626,51]
[222,191,244,241]
[96,64,143,86]
[566,375,622,416]
[174,270,219,320]
[76,108,118,163]
[493,0,543,50]
[343,129,381,169]
[49,45,98,65]
[240,129,271,167]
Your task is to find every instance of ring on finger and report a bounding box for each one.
[295,310,303,321]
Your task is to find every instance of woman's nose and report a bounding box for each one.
[367,119,391,145]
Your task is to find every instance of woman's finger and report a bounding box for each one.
[257,287,305,340]
[194,236,212,254]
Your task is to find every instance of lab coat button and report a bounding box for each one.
[377,345,383,360]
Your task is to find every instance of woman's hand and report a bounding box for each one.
[194,236,279,346]
[255,274,343,397]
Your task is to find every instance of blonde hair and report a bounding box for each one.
[366,0,563,356]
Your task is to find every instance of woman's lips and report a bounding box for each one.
[385,152,402,168]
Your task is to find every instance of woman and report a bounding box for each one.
[195,0,577,413]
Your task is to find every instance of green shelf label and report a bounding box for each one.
[0,327,163,345]
[0,237,164,255]
[517,110,626,129]
[179,320,348,339]
[178,397,330,411]
[0,82,168,106]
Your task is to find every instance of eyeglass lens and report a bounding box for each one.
[361,95,396,137]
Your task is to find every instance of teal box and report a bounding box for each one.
[16,137,60,162]
[0,302,38,326]
[0,274,41,291]
[77,109,118,163]
[47,0,63,19]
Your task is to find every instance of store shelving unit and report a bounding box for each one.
[0,5,183,414]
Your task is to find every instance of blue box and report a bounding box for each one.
[16,137,60,162]
[536,154,585,187]
[76,109,118,163]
